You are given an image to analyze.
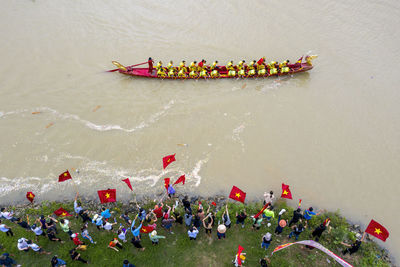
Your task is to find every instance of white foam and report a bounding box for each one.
[191,159,208,187]
[232,123,246,151]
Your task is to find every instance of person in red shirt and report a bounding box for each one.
[153,202,164,219]
[148,57,154,74]
[72,233,83,246]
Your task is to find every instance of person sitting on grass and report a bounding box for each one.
[45,216,58,233]
[0,208,18,223]
[47,228,64,243]
[341,232,365,255]
[0,252,17,267]
[149,230,165,245]
[51,255,67,267]
[16,217,30,230]
[0,220,13,237]
[117,226,128,243]
[252,215,263,230]
[92,214,103,230]
[202,214,213,236]
[261,232,272,250]
[69,248,89,264]
[103,219,117,231]
[120,211,132,226]
[123,259,136,267]
[17,238,29,252]
[31,223,46,240]
[236,210,247,228]
[131,235,145,251]
[27,240,51,254]
[188,226,199,240]
[100,207,112,221]
[108,238,123,252]
[81,224,96,244]
[59,219,73,237]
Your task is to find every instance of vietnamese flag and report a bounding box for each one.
[122,178,133,191]
[58,170,72,182]
[173,175,185,185]
[98,189,117,203]
[254,203,270,219]
[26,192,35,203]
[140,225,155,233]
[237,245,244,265]
[164,178,170,190]
[229,186,246,203]
[54,207,72,217]
[163,154,176,169]
[281,183,293,199]
[365,219,389,242]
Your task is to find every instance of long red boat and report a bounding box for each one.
[109,56,317,79]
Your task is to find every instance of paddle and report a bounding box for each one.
[107,61,148,72]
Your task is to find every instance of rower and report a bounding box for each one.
[157,67,166,78]
[179,60,187,71]
[247,60,256,76]
[226,61,236,77]
[189,68,198,78]
[210,61,218,71]
[178,68,186,78]
[269,66,278,75]
[280,66,290,74]
[199,67,209,78]
[267,61,276,69]
[211,66,220,78]
[189,61,197,72]
[156,61,163,70]
[237,60,246,78]
[167,60,174,70]
[257,59,267,76]
[279,60,289,68]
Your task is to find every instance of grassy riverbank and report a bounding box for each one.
[0,199,392,266]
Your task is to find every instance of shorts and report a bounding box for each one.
[217,232,225,239]
[189,237,196,240]
[236,220,244,225]
[164,224,172,230]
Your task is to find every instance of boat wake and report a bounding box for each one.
[0,100,175,133]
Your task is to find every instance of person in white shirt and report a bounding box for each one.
[27,240,50,254]
[263,191,275,205]
[0,208,17,222]
[0,220,14,236]
[17,238,29,251]
[30,224,45,240]
[103,220,117,231]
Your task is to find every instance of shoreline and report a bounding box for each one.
[2,194,394,266]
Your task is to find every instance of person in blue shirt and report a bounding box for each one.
[92,215,103,230]
[51,255,66,267]
[123,259,136,267]
[167,185,176,198]
[0,253,17,267]
[130,214,143,237]
[303,207,321,226]
[101,208,112,220]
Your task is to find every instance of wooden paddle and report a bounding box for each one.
[107,61,148,72]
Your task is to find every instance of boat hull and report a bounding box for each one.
[116,63,313,79]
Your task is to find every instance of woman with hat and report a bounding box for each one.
[217,224,227,239]
[149,230,165,245]
[261,232,272,250]
[274,209,288,235]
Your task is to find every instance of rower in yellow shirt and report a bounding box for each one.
[210,61,218,71]
[189,61,197,72]
[247,60,256,76]
[211,67,220,78]
[226,61,236,77]
[237,60,246,78]
[156,61,163,71]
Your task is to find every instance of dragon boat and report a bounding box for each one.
[109,55,317,79]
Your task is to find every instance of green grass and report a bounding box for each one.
[0,199,392,267]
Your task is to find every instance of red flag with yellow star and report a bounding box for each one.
[365,219,389,242]
[164,178,170,190]
[281,183,293,199]
[26,192,35,203]
[58,170,72,182]
[140,225,155,233]
[54,207,72,217]
[97,189,117,203]
[229,186,246,203]
[163,154,176,169]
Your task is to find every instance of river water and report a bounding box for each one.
[0,0,399,261]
